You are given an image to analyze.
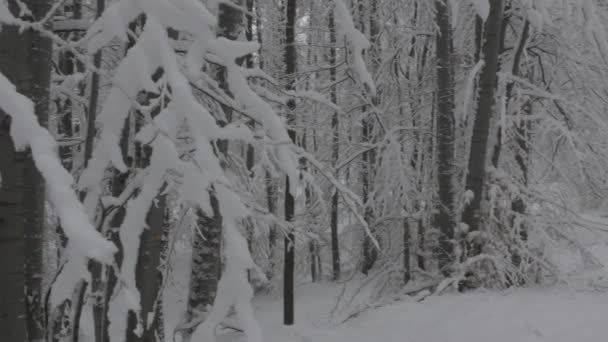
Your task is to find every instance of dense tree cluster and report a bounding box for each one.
[1,0,608,341]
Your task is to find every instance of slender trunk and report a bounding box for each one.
[150,211,172,341]
[309,241,317,282]
[245,0,255,275]
[361,0,380,276]
[0,1,52,340]
[83,0,106,168]
[266,172,277,280]
[283,0,297,326]
[491,20,529,168]
[434,0,456,274]
[422,91,436,271]
[328,5,341,282]
[415,36,431,272]
[462,0,505,256]
[361,118,377,275]
[402,218,411,284]
[246,0,255,70]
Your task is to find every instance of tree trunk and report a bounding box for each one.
[266,172,277,281]
[90,16,144,342]
[0,1,52,341]
[244,0,255,281]
[283,0,297,326]
[490,18,531,285]
[361,117,377,275]
[434,0,456,275]
[462,0,505,257]
[49,2,95,340]
[309,241,318,282]
[361,0,379,276]
[491,19,529,168]
[127,127,169,341]
[184,1,245,338]
[415,36,431,273]
[328,5,341,282]
[184,203,222,339]
[253,0,277,282]
[83,0,105,168]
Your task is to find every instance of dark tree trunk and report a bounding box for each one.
[398,2,417,286]
[462,0,505,257]
[55,0,85,174]
[283,0,297,326]
[361,118,377,276]
[90,16,146,342]
[491,20,530,168]
[403,218,411,284]
[184,202,222,338]
[434,0,456,275]
[184,1,245,339]
[83,0,106,168]
[309,241,318,282]
[245,0,255,70]
[0,1,52,341]
[245,0,255,272]
[124,29,178,342]
[150,214,172,342]
[490,19,531,285]
[266,171,277,280]
[329,5,341,282]
[49,2,94,340]
[127,134,169,341]
[361,0,379,276]
[77,2,104,340]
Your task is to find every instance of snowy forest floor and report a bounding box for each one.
[257,285,608,342]
[154,212,608,342]
[164,283,608,342]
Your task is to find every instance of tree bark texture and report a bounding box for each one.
[462,0,505,257]
[434,0,456,274]
[0,1,52,341]
[283,0,297,326]
[184,1,245,339]
[329,5,341,282]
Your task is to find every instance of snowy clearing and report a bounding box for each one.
[252,285,608,342]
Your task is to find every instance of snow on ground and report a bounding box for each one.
[201,284,608,342]
[163,213,608,342]
[165,278,608,342]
